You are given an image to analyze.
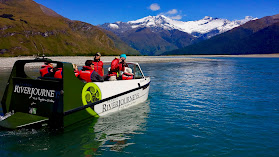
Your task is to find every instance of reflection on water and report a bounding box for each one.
[93,100,150,153]
[0,100,150,156]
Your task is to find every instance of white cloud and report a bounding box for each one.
[159,9,184,20]
[166,9,178,15]
[149,3,160,11]
[170,15,182,20]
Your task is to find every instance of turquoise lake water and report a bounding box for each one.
[0,57,279,156]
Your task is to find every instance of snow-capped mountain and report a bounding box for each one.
[165,13,279,55]
[98,15,256,55]
[102,15,256,38]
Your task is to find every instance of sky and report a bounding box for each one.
[34,0,279,25]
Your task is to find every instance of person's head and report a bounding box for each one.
[94,52,101,60]
[44,62,53,67]
[85,60,93,67]
[120,54,126,61]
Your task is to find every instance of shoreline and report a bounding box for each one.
[180,54,279,58]
[0,54,278,68]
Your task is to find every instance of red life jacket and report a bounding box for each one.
[74,70,79,77]
[111,58,119,72]
[122,73,134,80]
[40,65,53,77]
[79,66,94,82]
[111,58,125,72]
[92,61,103,76]
[54,68,63,79]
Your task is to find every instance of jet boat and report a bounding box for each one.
[0,58,150,130]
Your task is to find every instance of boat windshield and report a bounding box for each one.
[132,64,144,79]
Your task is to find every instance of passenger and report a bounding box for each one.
[79,60,104,82]
[53,63,63,79]
[92,52,104,77]
[122,67,134,80]
[109,54,128,78]
[73,64,79,77]
[53,64,79,79]
[40,62,54,77]
[54,67,62,79]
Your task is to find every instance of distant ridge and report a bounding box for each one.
[164,14,279,55]
[99,15,255,55]
[0,0,139,56]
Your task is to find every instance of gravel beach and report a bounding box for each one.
[0,56,211,68]
[0,54,278,68]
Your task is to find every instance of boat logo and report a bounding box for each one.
[81,83,102,116]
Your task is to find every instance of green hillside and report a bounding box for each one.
[0,0,139,56]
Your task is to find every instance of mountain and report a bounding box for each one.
[127,15,255,38]
[165,14,279,55]
[0,0,139,56]
[99,28,140,55]
[99,15,255,55]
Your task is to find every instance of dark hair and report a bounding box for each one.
[95,52,101,56]
[94,52,101,61]
[85,60,93,66]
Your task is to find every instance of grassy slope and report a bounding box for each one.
[0,0,126,56]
